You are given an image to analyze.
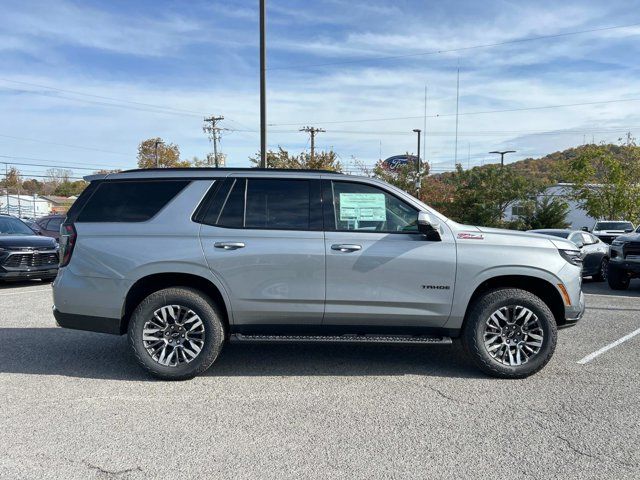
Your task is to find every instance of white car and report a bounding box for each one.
[590,220,634,245]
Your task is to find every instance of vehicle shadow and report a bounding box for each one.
[0,327,483,381]
[0,279,51,290]
[582,278,640,297]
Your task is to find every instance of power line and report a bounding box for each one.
[0,160,103,171]
[0,133,129,157]
[267,96,640,126]
[0,154,123,170]
[266,21,640,70]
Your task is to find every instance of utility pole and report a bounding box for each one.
[454,67,460,168]
[300,126,325,163]
[413,129,421,196]
[4,164,9,215]
[259,0,267,168]
[203,116,225,167]
[153,140,164,168]
[489,150,516,167]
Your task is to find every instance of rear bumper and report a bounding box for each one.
[53,307,124,335]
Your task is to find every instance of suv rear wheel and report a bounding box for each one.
[128,287,225,380]
[462,288,557,379]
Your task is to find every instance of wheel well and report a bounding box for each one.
[122,273,229,333]
[465,275,566,327]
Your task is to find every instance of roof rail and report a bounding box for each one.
[120,167,343,174]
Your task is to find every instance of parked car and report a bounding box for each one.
[0,214,59,282]
[607,231,640,290]
[529,229,609,281]
[53,168,584,380]
[590,220,634,244]
[35,214,65,241]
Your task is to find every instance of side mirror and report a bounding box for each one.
[625,228,634,233]
[581,226,588,232]
[417,211,442,241]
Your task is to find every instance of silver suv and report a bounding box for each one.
[53,168,584,380]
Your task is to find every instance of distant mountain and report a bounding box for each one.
[433,143,635,183]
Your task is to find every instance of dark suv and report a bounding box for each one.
[36,214,65,242]
[0,214,59,282]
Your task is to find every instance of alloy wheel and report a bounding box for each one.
[142,305,205,367]
[483,305,544,366]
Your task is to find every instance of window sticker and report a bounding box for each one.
[339,193,386,222]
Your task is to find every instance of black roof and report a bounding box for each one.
[121,167,342,174]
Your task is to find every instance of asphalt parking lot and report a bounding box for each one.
[0,280,638,479]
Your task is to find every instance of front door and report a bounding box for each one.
[322,179,456,330]
[198,176,325,330]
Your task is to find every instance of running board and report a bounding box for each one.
[230,333,452,345]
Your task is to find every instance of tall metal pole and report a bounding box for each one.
[154,140,163,168]
[413,129,421,197]
[454,67,460,168]
[259,0,267,168]
[423,85,428,172]
[489,150,516,167]
[4,164,9,215]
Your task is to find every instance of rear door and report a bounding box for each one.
[322,179,456,329]
[198,176,325,330]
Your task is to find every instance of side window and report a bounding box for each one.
[217,179,246,228]
[47,217,63,231]
[77,180,189,222]
[326,181,418,233]
[245,179,310,230]
[581,233,593,245]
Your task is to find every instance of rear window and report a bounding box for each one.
[77,180,189,222]
[594,222,633,231]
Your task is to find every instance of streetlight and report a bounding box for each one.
[154,140,164,168]
[489,150,516,167]
[413,129,421,196]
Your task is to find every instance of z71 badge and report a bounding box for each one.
[457,232,484,240]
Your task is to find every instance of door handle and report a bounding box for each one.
[214,242,245,250]
[331,244,362,253]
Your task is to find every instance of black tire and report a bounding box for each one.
[462,288,557,379]
[592,257,609,282]
[128,287,225,380]
[607,264,630,290]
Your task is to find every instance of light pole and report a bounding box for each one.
[259,0,267,168]
[413,129,421,196]
[154,140,164,168]
[489,150,516,167]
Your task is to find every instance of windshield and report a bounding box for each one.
[0,216,36,235]
[594,221,633,231]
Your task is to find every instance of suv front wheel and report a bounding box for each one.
[462,288,558,379]
[128,287,225,380]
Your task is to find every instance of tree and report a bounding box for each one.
[249,147,342,171]
[561,140,640,220]
[0,167,22,193]
[137,138,190,169]
[519,196,570,230]
[444,164,543,227]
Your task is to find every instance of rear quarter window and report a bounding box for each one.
[76,180,190,222]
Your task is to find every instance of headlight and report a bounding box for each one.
[559,249,583,266]
[612,239,626,246]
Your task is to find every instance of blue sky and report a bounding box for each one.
[1,0,640,178]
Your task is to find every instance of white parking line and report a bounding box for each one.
[578,327,640,364]
[0,288,51,297]
[584,292,640,300]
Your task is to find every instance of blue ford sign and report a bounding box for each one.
[382,155,418,171]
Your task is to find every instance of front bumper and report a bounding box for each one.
[560,290,585,329]
[0,267,58,280]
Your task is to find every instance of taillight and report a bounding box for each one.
[59,223,77,267]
